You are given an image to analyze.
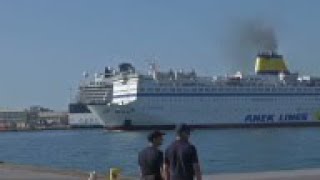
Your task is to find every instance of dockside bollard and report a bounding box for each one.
[88,171,97,180]
[109,168,121,180]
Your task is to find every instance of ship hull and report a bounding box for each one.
[68,103,105,128]
[101,122,320,131]
[88,94,320,130]
[68,113,104,128]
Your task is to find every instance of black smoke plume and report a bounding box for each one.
[222,19,278,73]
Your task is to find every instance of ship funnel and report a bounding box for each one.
[105,66,112,78]
[254,51,289,75]
[119,63,135,73]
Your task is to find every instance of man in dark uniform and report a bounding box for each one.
[164,124,202,180]
[138,130,165,180]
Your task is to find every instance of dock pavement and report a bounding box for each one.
[0,163,135,180]
[1,162,320,179]
[208,169,320,180]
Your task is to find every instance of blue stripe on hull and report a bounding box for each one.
[113,93,320,98]
[104,122,320,131]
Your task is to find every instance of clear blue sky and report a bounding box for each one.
[1,0,320,110]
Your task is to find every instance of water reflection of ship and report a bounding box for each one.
[68,66,115,128]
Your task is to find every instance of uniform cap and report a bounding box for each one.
[147,130,165,142]
[176,123,191,135]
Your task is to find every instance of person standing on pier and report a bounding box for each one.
[138,130,166,180]
[164,124,202,180]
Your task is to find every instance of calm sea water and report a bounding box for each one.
[0,128,320,175]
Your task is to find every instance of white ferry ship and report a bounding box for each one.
[68,67,115,128]
[88,52,320,130]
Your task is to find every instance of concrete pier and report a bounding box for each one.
[0,163,92,180]
[0,163,135,180]
[2,163,320,180]
[204,169,320,180]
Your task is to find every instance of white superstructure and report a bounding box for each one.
[69,67,115,127]
[88,53,320,129]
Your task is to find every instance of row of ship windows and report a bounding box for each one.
[81,86,110,89]
[89,82,108,86]
[138,97,320,102]
[136,107,316,112]
[138,87,320,93]
[80,97,107,101]
[76,118,99,122]
[81,93,107,96]
[80,90,109,93]
[80,90,110,93]
[80,99,106,103]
